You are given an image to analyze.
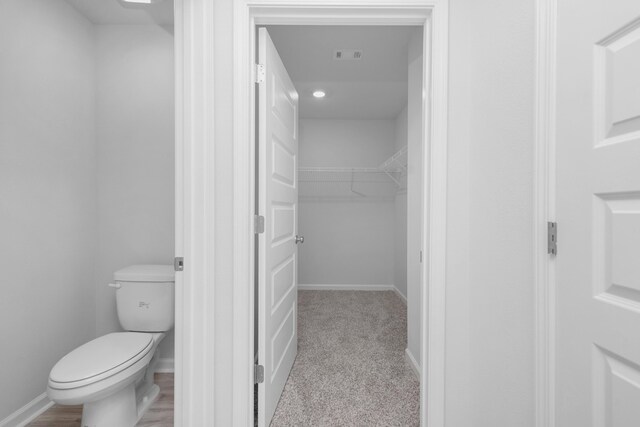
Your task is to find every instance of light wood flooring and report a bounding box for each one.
[28,373,173,427]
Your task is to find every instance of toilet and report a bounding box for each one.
[47,265,175,427]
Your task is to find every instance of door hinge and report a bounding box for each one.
[255,64,265,84]
[547,222,557,256]
[254,215,265,234]
[255,364,264,384]
[174,257,184,271]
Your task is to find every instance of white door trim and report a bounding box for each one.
[232,2,449,426]
[534,0,557,426]
[174,0,217,425]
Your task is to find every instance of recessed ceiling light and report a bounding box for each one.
[313,90,326,99]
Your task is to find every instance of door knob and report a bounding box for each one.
[295,235,304,244]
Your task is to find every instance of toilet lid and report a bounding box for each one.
[50,332,153,385]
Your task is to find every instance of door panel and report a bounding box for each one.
[556,2,640,425]
[257,27,299,427]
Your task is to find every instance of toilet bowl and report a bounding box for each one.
[48,332,164,426]
[47,265,174,427]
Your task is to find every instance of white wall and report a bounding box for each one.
[406,29,423,365]
[394,108,408,298]
[205,0,536,425]
[298,119,396,287]
[0,0,97,421]
[95,25,175,359]
[445,0,535,425]
[299,119,397,168]
[299,202,396,285]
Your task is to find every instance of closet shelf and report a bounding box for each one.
[298,147,408,200]
[380,145,408,170]
[378,146,408,187]
[299,167,391,182]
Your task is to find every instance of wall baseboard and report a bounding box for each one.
[405,348,421,381]
[0,392,53,427]
[298,284,395,291]
[297,284,408,305]
[392,286,407,304]
[156,357,175,373]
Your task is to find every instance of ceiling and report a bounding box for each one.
[65,0,173,26]
[266,26,417,120]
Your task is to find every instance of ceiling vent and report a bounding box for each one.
[333,49,363,60]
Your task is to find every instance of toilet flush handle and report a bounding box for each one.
[108,283,121,289]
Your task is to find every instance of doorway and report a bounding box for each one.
[255,24,423,426]
[227,2,449,427]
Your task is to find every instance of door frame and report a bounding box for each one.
[174,0,217,425]
[534,0,557,426]
[232,1,449,426]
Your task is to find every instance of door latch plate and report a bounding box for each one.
[255,215,265,234]
[547,222,557,256]
[255,364,264,384]
[174,257,184,272]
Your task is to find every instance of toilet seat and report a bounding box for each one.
[49,332,153,390]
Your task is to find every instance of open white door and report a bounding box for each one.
[556,1,640,425]
[257,27,299,427]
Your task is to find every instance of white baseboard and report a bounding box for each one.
[297,284,408,305]
[0,392,53,427]
[156,357,175,373]
[405,348,421,381]
[298,284,395,291]
[392,286,407,304]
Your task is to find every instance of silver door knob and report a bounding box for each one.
[295,235,304,244]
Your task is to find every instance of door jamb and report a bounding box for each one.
[232,2,450,426]
[174,0,217,425]
[534,0,557,426]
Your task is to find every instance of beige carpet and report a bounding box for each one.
[270,290,420,426]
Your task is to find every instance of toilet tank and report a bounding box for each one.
[113,265,175,332]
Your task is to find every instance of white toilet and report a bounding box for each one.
[47,265,175,427]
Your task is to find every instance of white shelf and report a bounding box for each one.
[298,167,391,182]
[297,146,408,200]
[379,146,408,188]
[379,146,408,173]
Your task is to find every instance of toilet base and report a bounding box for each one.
[80,351,162,427]
[135,345,161,419]
[82,383,137,427]
[80,380,161,427]
[136,383,160,419]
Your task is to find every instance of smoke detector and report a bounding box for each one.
[333,49,363,60]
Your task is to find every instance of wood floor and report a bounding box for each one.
[28,373,173,427]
